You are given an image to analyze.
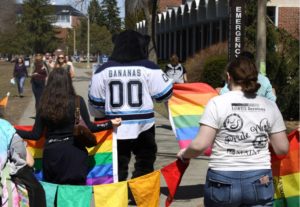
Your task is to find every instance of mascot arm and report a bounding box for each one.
[149,70,173,103]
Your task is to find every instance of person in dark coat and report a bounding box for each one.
[13,57,28,97]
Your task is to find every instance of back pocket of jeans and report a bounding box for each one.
[208,178,232,203]
[253,177,274,202]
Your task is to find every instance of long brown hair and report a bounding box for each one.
[38,68,76,124]
[226,57,260,94]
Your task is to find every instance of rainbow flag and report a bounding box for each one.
[168,83,218,149]
[15,126,118,185]
[271,129,300,207]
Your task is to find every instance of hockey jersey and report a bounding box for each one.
[88,60,173,139]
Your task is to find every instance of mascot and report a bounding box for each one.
[88,30,173,181]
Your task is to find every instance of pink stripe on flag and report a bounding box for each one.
[178,140,192,149]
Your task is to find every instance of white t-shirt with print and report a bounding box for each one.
[200,91,286,171]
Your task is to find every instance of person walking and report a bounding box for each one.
[177,57,289,207]
[165,54,188,84]
[54,54,75,78]
[30,54,48,110]
[13,57,28,97]
[16,68,121,185]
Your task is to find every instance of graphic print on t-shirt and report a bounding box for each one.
[223,113,243,132]
[250,118,270,149]
[223,103,270,157]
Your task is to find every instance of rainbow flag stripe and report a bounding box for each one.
[272,130,300,207]
[15,125,117,185]
[168,83,218,149]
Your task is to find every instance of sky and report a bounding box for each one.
[54,0,125,17]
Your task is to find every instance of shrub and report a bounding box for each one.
[185,42,228,84]
[201,55,227,88]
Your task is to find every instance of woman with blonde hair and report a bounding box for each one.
[54,54,75,78]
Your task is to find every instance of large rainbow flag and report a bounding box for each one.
[14,125,118,185]
[168,83,218,149]
[272,129,300,207]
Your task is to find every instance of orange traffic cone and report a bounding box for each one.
[0,92,10,108]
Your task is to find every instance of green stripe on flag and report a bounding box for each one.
[88,152,112,167]
[274,196,300,207]
[34,158,42,170]
[173,115,201,128]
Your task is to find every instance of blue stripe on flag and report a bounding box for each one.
[87,163,113,178]
[175,126,198,140]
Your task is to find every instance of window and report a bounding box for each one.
[267,6,276,25]
[56,15,70,23]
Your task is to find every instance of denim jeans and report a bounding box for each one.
[204,169,274,207]
[16,76,26,95]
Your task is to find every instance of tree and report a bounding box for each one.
[125,0,158,63]
[0,0,17,33]
[256,0,267,74]
[88,0,105,26]
[101,0,122,35]
[21,0,58,53]
[66,19,113,56]
[73,0,162,63]
[244,0,299,120]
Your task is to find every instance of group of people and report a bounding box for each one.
[2,29,290,207]
[12,51,75,107]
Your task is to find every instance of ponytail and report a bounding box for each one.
[227,57,260,94]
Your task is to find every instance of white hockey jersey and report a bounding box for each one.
[88,59,173,139]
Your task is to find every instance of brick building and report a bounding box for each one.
[267,0,299,39]
[16,4,84,50]
[158,0,182,12]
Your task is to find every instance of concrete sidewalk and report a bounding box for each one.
[18,67,209,207]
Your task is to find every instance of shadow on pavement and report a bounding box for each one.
[73,76,91,82]
[161,184,204,199]
[156,124,172,130]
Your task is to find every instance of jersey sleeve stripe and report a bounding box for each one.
[121,118,155,125]
[155,89,173,102]
[88,95,105,107]
[106,109,154,115]
[152,83,173,99]
[107,112,154,121]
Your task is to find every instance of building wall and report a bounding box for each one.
[267,0,299,7]
[278,7,299,39]
[158,0,182,12]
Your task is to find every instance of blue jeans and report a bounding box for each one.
[204,169,274,207]
[16,76,26,95]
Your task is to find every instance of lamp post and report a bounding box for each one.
[87,14,90,69]
[73,28,76,56]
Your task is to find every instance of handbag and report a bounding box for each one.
[73,96,97,147]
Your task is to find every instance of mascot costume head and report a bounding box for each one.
[110,30,150,63]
